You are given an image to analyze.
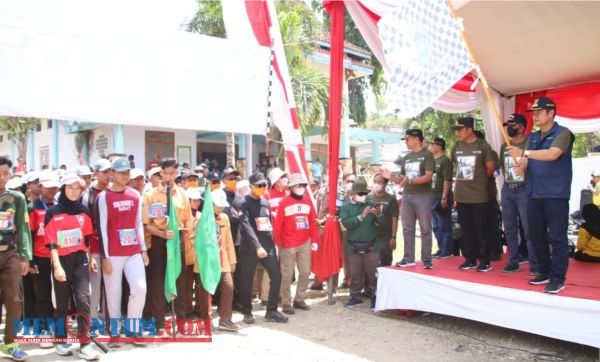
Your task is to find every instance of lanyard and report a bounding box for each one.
[40,199,51,210]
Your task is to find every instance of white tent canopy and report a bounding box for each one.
[0,0,271,135]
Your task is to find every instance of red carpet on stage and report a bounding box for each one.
[388,255,600,301]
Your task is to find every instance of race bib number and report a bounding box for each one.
[255,217,272,232]
[148,202,167,219]
[118,228,138,246]
[0,212,14,231]
[295,215,309,230]
[58,228,82,248]
[456,156,476,181]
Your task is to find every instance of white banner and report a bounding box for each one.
[0,0,271,135]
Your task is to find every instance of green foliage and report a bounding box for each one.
[0,116,41,167]
[185,1,226,38]
[572,132,600,158]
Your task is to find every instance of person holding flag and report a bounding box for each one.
[238,172,288,324]
[194,188,237,331]
[96,158,149,341]
[142,158,192,331]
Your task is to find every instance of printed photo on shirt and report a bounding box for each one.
[456,156,476,181]
[431,174,437,189]
[405,161,421,180]
[504,155,524,183]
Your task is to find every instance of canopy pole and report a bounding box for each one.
[446,0,522,171]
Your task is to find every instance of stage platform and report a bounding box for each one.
[375,256,600,348]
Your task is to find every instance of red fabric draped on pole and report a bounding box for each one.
[311,0,344,281]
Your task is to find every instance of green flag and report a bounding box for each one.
[195,188,222,295]
[164,186,182,302]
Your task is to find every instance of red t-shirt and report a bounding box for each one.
[29,199,53,258]
[45,212,93,256]
[97,188,144,257]
[273,194,320,249]
[265,188,288,220]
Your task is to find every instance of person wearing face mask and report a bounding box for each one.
[366,174,399,267]
[238,172,287,324]
[231,180,250,310]
[499,114,538,274]
[221,167,241,250]
[273,174,319,315]
[341,178,383,310]
[206,171,222,192]
[181,172,200,190]
[194,189,238,331]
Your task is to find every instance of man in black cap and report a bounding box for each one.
[451,117,496,272]
[499,114,538,274]
[380,129,435,269]
[429,137,454,259]
[508,97,574,294]
[237,172,287,323]
[181,172,199,190]
[206,171,222,192]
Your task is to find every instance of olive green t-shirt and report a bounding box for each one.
[500,137,529,184]
[541,127,574,152]
[366,192,399,240]
[451,138,494,204]
[432,155,454,200]
[400,148,435,194]
[487,150,499,201]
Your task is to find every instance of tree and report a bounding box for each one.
[0,116,41,170]
[185,1,226,38]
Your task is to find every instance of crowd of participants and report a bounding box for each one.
[0,97,597,361]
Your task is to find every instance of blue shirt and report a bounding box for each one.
[311,162,323,177]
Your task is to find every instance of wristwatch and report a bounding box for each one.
[524,150,531,158]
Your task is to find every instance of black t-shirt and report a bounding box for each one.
[239,195,275,253]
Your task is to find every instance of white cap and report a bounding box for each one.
[236,180,250,191]
[592,171,600,177]
[76,165,93,177]
[130,168,145,180]
[268,168,287,186]
[147,166,161,179]
[23,171,40,184]
[211,188,229,208]
[93,158,112,172]
[7,177,22,190]
[186,187,203,200]
[60,173,85,188]
[39,170,60,188]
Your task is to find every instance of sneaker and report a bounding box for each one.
[458,261,477,270]
[530,270,541,276]
[344,297,362,308]
[3,343,28,361]
[431,251,442,259]
[39,330,53,349]
[476,264,492,272]
[518,258,529,265]
[217,320,240,332]
[293,301,311,311]
[338,282,350,289]
[243,313,255,324]
[423,260,433,269]
[78,344,100,361]
[370,296,377,311]
[282,305,295,315]
[55,343,73,356]
[544,281,565,294]
[501,264,520,273]
[265,310,288,323]
[396,259,416,267]
[529,275,550,285]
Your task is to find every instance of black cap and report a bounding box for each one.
[401,128,424,140]
[182,172,198,180]
[432,137,446,149]
[527,97,556,112]
[451,117,475,130]
[249,172,268,185]
[503,113,527,127]
[205,171,221,181]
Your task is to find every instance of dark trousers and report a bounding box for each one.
[432,200,454,256]
[183,265,201,317]
[238,247,281,314]
[31,256,53,331]
[488,199,503,259]
[528,198,570,283]
[347,250,378,300]
[376,239,393,267]
[457,202,491,265]
[232,245,241,307]
[0,249,23,344]
[143,235,186,329]
[22,273,35,320]
[53,251,90,342]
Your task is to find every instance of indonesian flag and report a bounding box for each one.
[222,0,309,181]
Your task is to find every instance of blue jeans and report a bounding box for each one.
[431,199,453,256]
[527,198,570,283]
[501,185,538,271]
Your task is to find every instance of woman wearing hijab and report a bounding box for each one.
[44,173,100,360]
[574,203,600,263]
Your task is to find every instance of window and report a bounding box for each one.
[47,119,53,129]
[35,123,41,132]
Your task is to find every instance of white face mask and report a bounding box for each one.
[373,184,384,192]
[280,178,289,187]
[293,186,306,196]
[354,195,366,203]
[345,182,354,191]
